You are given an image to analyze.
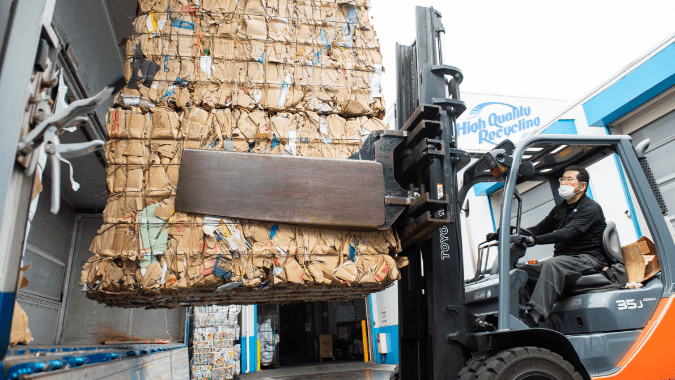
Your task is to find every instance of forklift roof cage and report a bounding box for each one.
[494,134,675,330]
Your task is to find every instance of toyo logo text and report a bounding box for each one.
[439,226,450,260]
[458,102,541,145]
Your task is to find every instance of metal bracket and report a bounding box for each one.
[393,104,469,248]
[432,98,467,116]
[385,195,412,206]
[350,130,409,229]
[448,148,472,171]
[17,75,125,157]
[42,126,105,214]
[18,75,125,214]
[431,65,463,83]
[445,305,480,351]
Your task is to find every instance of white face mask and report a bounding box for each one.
[558,184,578,200]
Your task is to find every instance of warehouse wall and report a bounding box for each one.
[368,283,398,365]
[18,178,186,345]
[60,214,185,344]
[240,305,258,374]
[19,177,76,345]
[52,0,124,120]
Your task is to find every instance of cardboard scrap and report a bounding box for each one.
[138,204,169,267]
[622,236,660,283]
[11,265,33,346]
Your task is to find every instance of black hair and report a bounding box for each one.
[563,165,589,187]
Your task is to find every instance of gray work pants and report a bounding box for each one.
[519,254,604,319]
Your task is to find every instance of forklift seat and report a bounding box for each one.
[566,221,627,291]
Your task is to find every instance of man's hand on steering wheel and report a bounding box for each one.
[517,235,536,247]
[516,227,536,247]
[486,226,534,243]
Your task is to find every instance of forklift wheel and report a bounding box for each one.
[458,353,490,380]
[458,347,582,380]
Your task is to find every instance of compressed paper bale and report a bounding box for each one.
[83,0,407,307]
[124,1,384,116]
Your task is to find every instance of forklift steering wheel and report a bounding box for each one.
[517,227,536,247]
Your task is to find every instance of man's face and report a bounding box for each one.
[560,171,585,191]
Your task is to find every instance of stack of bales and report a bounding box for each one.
[80,0,407,308]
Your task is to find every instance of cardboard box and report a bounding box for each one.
[319,334,333,358]
[622,237,660,283]
[338,327,349,340]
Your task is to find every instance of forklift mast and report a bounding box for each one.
[394,6,471,380]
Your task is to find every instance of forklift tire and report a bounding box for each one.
[459,347,583,380]
[458,353,490,380]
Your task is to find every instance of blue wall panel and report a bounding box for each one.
[240,306,258,373]
[248,336,257,371]
[250,305,257,372]
[542,119,577,135]
[241,336,247,372]
[583,42,675,128]
[0,292,15,360]
[371,325,399,365]
[368,295,399,365]
[473,182,504,196]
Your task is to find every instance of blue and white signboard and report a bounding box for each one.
[456,93,567,151]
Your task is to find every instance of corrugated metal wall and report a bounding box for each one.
[629,109,675,229]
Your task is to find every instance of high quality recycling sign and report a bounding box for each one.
[455,94,567,151]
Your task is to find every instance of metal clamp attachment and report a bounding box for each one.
[43,126,105,214]
[18,75,125,214]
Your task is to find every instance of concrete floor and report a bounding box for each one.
[235,362,396,380]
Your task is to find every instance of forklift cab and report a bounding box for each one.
[458,135,674,376]
[463,137,629,294]
[469,220,625,292]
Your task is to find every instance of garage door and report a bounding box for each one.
[629,109,675,229]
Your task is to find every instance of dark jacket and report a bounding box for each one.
[527,193,607,266]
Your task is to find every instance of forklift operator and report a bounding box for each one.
[495,165,608,327]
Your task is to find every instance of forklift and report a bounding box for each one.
[381,7,675,380]
[172,6,675,380]
[2,3,674,380]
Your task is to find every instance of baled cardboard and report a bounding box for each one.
[83,0,412,307]
[374,258,390,283]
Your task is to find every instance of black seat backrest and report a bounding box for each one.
[603,221,623,265]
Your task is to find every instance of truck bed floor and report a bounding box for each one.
[235,362,395,379]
